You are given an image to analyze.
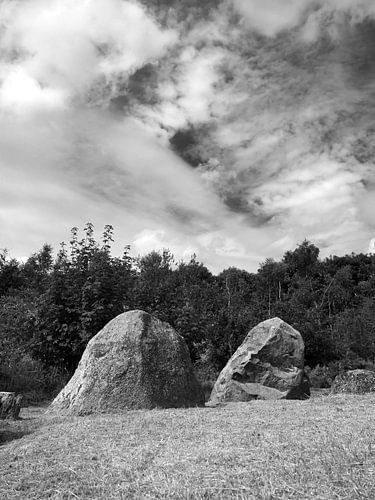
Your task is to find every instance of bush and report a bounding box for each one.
[307,364,337,388]
[331,369,375,394]
[307,356,375,389]
[194,357,219,402]
[0,355,69,405]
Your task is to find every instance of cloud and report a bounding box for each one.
[0,94,274,272]
[1,0,375,273]
[133,225,269,272]
[232,0,311,37]
[130,42,228,142]
[0,66,67,111]
[0,0,176,109]
[133,229,198,261]
[231,0,375,39]
[140,0,375,258]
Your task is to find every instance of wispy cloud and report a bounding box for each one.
[232,0,311,37]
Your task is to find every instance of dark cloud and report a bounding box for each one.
[141,0,224,25]
[169,126,213,167]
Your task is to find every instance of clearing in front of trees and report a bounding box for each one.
[1,393,375,499]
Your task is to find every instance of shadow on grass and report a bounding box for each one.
[0,426,33,446]
[0,406,46,447]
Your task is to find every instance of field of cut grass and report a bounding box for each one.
[1,393,375,499]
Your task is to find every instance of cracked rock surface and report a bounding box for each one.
[209,317,310,404]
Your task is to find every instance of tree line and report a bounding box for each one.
[1,223,375,377]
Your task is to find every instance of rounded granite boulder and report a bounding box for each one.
[49,310,205,415]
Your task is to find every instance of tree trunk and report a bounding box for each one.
[0,392,22,420]
[268,287,271,318]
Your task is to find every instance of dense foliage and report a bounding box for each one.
[1,225,375,378]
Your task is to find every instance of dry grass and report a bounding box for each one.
[1,393,375,499]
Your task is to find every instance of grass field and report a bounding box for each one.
[1,392,375,499]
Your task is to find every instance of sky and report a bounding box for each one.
[0,0,375,273]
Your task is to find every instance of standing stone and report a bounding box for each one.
[209,317,310,405]
[0,392,23,420]
[49,310,204,415]
[331,369,375,394]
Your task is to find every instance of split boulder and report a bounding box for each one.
[49,310,204,415]
[209,317,310,404]
[331,369,375,394]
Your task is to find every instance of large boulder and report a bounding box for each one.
[49,310,204,415]
[331,369,375,394]
[209,317,310,404]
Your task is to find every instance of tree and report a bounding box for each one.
[257,259,288,318]
[31,225,134,371]
[0,249,23,296]
[20,244,53,293]
[0,291,37,365]
[132,249,175,321]
[283,240,320,278]
[3,231,375,374]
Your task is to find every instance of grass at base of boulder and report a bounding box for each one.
[1,394,375,499]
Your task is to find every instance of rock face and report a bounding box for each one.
[0,392,22,419]
[209,317,310,404]
[49,310,204,415]
[331,369,375,394]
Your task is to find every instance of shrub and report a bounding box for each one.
[308,364,337,388]
[0,355,69,405]
[331,369,375,394]
[194,356,219,402]
[308,356,375,389]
